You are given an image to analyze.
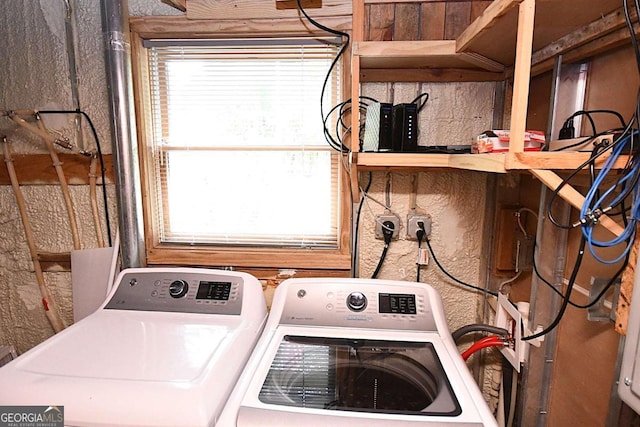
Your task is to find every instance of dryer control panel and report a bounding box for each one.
[104,270,244,315]
[279,280,439,332]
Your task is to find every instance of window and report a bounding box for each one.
[132,22,351,270]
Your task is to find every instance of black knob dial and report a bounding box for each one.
[168,280,189,298]
[347,292,367,312]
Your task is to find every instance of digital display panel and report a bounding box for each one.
[378,293,417,314]
[196,281,232,300]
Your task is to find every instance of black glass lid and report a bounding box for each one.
[258,335,461,416]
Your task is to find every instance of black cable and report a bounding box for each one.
[532,241,628,309]
[328,97,379,151]
[416,227,425,282]
[546,123,638,230]
[296,0,351,153]
[560,109,627,137]
[372,220,395,279]
[353,172,372,278]
[423,234,498,297]
[411,93,430,113]
[32,109,112,247]
[523,237,586,341]
[451,324,510,344]
[371,244,389,279]
[501,354,517,426]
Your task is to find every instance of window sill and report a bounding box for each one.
[145,244,352,271]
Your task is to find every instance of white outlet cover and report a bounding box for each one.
[496,293,522,373]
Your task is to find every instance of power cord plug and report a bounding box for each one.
[558,119,575,140]
[382,220,395,245]
[372,221,395,279]
[416,227,425,248]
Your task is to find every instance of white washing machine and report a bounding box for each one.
[217,278,498,427]
[0,267,267,427]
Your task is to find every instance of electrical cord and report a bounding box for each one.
[451,324,510,344]
[353,172,373,277]
[296,0,351,153]
[416,227,425,282]
[546,1,640,262]
[420,222,498,297]
[557,110,626,140]
[523,237,586,341]
[31,109,112,247]
[411,93,430,113]
[545,128,634,229]
[531,239,628,309]
[371,220,394,279]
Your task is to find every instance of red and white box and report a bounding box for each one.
[473,130,545,153]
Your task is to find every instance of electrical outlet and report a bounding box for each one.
[495,293,523,372]
[407,214,431,240]
[375,214,400,240]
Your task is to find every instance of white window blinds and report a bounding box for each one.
[145,38,343,248]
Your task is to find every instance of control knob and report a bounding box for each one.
[347,292,367,312]
[168,280,189,298]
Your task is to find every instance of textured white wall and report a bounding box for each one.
[359,82,496,331]
[0,0,174,354]
[0,1,495,356]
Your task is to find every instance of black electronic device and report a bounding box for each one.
[392,103,418,152]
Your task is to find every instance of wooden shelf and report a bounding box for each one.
[355,0,622,73]
[352,152,454,170]
[352,151,631,174]
[355,40,504,72]
[459,0,621,66]
[350,0,630,238]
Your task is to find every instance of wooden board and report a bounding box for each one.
[531,7,635,68]
[529,169,624,238]
[367,3,394,41]
[584,45,640,134]
[161,0,186,11]
[38,252,72,272]
[617,226,640,334]
[360,67,504,82]
[187,0,351,20]
[458,0,621,66]
[0,153,114,185]
[506,151,632,171]
[353,152,507,172]
[130,15,352,38]
[355,40,503,71]
[394,3,420,41]
[420,2,446,40]
[276,0,323,10]
[444,1,471,39]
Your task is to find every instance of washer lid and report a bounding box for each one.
[17,311,232,382]
[257,335,461,416]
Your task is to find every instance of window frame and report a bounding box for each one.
[129,16,353,271]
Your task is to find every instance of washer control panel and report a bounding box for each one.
[105,270,243,315]
[280,280,438,332]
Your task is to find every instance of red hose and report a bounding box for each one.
[461,335,506,361]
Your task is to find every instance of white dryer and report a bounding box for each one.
[0,267,268,427]
[217,277,498,427]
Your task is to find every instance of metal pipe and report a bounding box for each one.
[100,0,145,268]
[63,0,84,150]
